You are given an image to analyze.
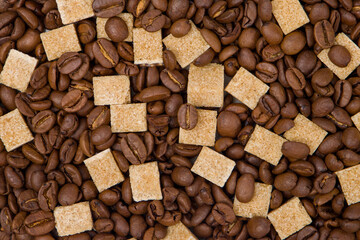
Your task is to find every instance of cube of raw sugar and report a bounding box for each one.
[56,0,94,24]
[40,24,81,61]
[163,21,210,68]
[133,28,163,65]
[187,63,224,108]
[352,112,360,132]
[163,222,198,240]
[54,202,93,236]
[96,13,133,42]
[93,75,130,105]
[0,109,33,152]
[336,164,360,205]
[268,197,312,239]
[110,103,147,133]
[191,147,235,187]
[225,67,269,110]
[179,109,217,147]
[0,49,38,92]
[233,183,272,218]
[318,33,360,79]
[84,149,124,192]
[272,0,310,35]
[245,125,287,165]
[284,114,328,155]
[129,161,162,202]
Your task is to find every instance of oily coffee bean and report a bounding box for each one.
[177,103,198,130]
[160,69,186,93]
[93,38,119,68]
[105,17,128,42]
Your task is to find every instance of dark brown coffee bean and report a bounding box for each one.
[138,86,171,102]
[235,173,255,203]
[167,0,189,21]
[61,90,88,113]
[93,38,119,68]
[314,20,335,49]
[160,69,186,93]
[211,202,236,226]
[314,172,336,194]
[105,17,128,42]
[328,45,351,67]
[38,180,58,211]
[281,31,306,55]
[217,111,241,138]
[121,133,147,164]
[247,217,271,238]
[274,171,298,191]
[58,183,80,206]
[24,210,55,236]
[261,22,283,45]
[93,0,125,17]
[171,166,194,186]
[177,103,198,130]
[142,9,166,32]
[286,67,306,90]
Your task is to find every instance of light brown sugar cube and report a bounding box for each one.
[336,164,360,205]
[187,63,224,108]
[191,147,235,187]
[129,161,162,202]
[225,67,269,110]
[272,0,310,35]
[318,33,360,79]
[133,28,163,65]
[163,222,198,240]
[84,149,124,192]
[110,103,147,133]
[40,24,81,61]
[179,109,217,147]
[0,49,38,92]
[93,75,131,105]
[96,13,133,42]
[54,202,93,236]
[233,183,272,218]
[268,197,312,239]
[56,0,94,24]
[352,112,360,131]
[284,114,328,155]
[163,21,210,68]
[0,109,33,152]
[244,125,287,165]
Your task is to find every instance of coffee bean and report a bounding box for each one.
[274,172,298,191]
[217,111,241,138]
[93,38,119,68]
[92,0,125,17]
[121,133,147,164]
[281,141,310,160]
[177,103,198,130]
[105,17,128,42]
[314,20,335,49]
[328,45,351,67]
[160,69,186,93]
[235,173,255,203]
[142,10,166,32]
[24,210,55,236]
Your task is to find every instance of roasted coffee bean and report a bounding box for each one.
[328,45,351,67]
[281,31,306,55]
[93,38,119,68]
[24,210,55,236]
[281,141,310,160]
[138,86,171,102]
[177,103,198,130]
[105,17,128,42]
[121,133,147,164]
[274,172,298,191]
[167,0,189,21]
[142,9,166,32]
[160,69,186,93]
[61,90,88,113]
[247,217,271,238]
[217,111,242,138]
[235,173,255,203]
[314,20,335,48]
[38,180,58,211]
[93,0,125,17]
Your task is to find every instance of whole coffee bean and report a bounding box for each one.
[93,0,125,17]
[171,166,194,186]
[167,0,189,21]
[235,173,255,203]
[247,217,271,238]
[105,17,128,42]
[17,7,39,30]
[328,45,351,67]
[256,62,278,83]
[31,110,56,134]
[93,38,119,68]
[61,90,88,113]
[286,67,306,90]
[211,203,236,225]
[258,0,272,22]
[38,180,58,211]
[142,10,166,32]
[170,18,191,38]
[259,94,280,116]
[58,183,79,206]
[121,133,147,164]
[24,210,55,236]
[99,189,121,206]
[217,111,241,138]
[261,22,283,45]
[18,189,39,211]
[281,141,310,160]
[177,103,198,130]
[138,86,171,102]
[163,50,177,70]
[334,80,352,107]
[314,20,335,49]
[274,171,298,191]
[281,31,306,55]
[314,172,336,194]
[160,69,186,93]
[94,218,114,233]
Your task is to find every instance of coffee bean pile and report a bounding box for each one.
[0,0,360,239]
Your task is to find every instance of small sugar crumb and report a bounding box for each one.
[191,147,235,187]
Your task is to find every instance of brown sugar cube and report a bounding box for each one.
[163,21,210,68]
[96,13,133,42]
[129,161,162,202]
[40,24,81,61]
[191,147,236,187]
[318,33,360,79]
[225,67,269,110]
[284,114,328,155]
[56,0,94,24]
[187,64,224,108]
[244,125,287,165]
[0,49,38,92]
[163,222,198,240]
[84,149,124,192]
[110,103,147,133]
[352,112,360,131]
[268,197,312,239]
[93,75,131,105]
[133,28,163,65]
[179,109,217,147]
[54,202,93,236]
[233,183,272,218]
[336,165,360,205]
[272,0,310,35]
[0,109,33,152]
